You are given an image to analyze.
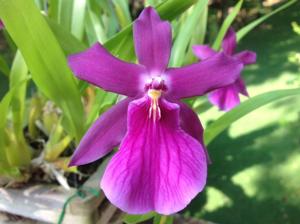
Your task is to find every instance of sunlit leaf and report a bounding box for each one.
[71,0,87,39]
[170,0,209,67]
[0,0,85,141]
[205,88,300,145]
[9,51,28,139]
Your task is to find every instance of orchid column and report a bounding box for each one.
[68,7,243,215]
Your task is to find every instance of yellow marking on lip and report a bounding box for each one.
[147,89,162,122]
[147,89,161,100]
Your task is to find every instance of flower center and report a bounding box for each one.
[145,77,166,122]
[147,89,162,122]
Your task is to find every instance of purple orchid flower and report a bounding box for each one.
[193,28,256,111]
[68,7,243,215]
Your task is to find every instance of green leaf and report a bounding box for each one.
[237,0,297,42]
[184,5,208,65]
[71,0,87,39]
[123,212,156,224]
[0,91,14,168]
[153,215,174,224]
[48,0,197,64]
[59,0,74,32]
[0,0,85,141]
[0,55,10,77]
[0,79,28,170]
[204,88,300,145]
[85,4,107,43]
[145,0,162,6]
[9,51,28,139]
[8,51,31,166]
[170,0,209,67]
[112,0,132,28]
[46,17,87,55]
[85,89,117,129]
[212,0,243,50]
[48,0,60,21]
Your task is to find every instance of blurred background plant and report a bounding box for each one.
[0,0,299,223]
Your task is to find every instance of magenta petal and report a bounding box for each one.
[192,45,217,60]
[0,20,4,29]
[68,43,146,97]
[235,77,249,96]
[69,98,131,166]
[208,84,241,111]
[178,101,211,164]
[101,97,207,215]
[133,7,172,73]
[235,50,257,65]
[222,28,236,55]
[165,53,243,99]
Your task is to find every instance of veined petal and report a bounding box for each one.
[222,27,236,55]
[192,45,217,60]
[133,7,172,73]
[208,84,241,111]
[69,98,131,166]
[235,50,257,65]
[68,43,146,97]
[178,101,211,164]
[165,53,243,99]
[101,97,207,215]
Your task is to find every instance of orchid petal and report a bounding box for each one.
[235,77,249,96]
[235,50,257,65]
[133,7,172,73]
[192,45,217,60]
[69,98,131,166]
[208,84,241,111]
[222,27,236,55]
[68,43,146,97]
[178,101,211,164]
[165,53,243,99]
[101,97,207,215]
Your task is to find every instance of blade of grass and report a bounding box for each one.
[71,0,87,39]
[0,79,29,170]
[170,0,209,67]
[204,88,300,145]
[85,89,117,128]
[9,51,28,139]
[59,0,74,32]
[184,5,208,65]
[212,0,243,50]
[46,17,87,54]
[112,0,132,28]
[237,0,297,41]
